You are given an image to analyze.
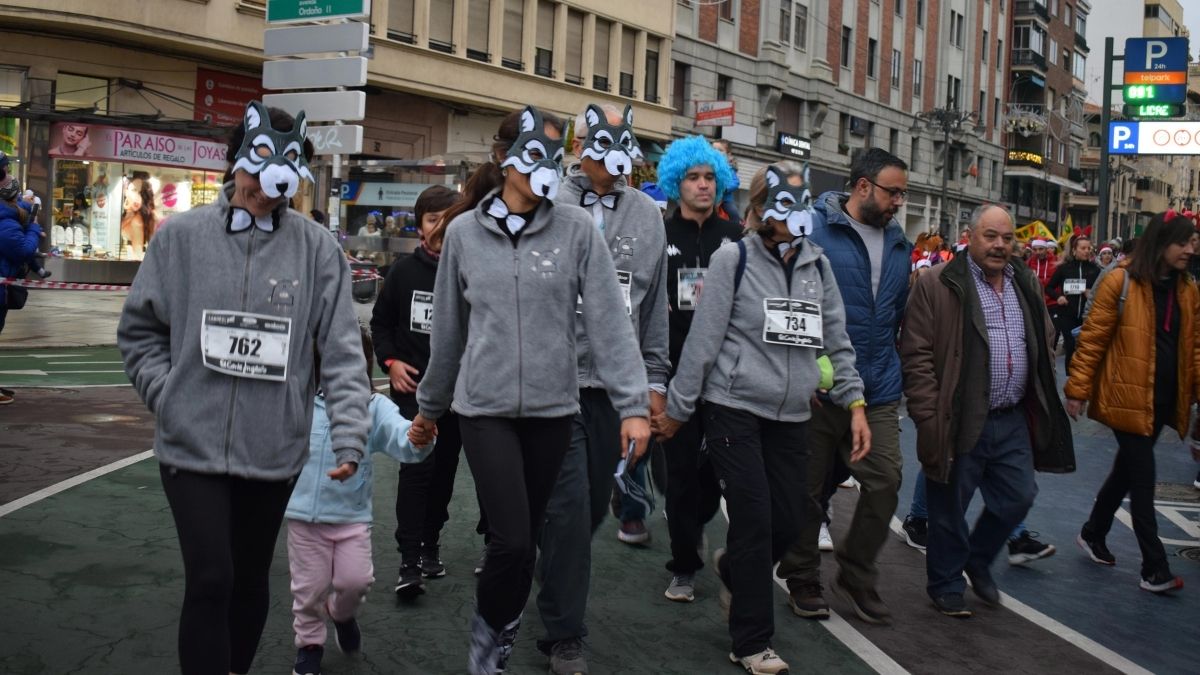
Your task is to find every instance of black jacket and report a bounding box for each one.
[664,208,743,368]
[1046,258,1102,323]
[369,246,439,406]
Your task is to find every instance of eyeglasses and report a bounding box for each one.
[866,179,908,202]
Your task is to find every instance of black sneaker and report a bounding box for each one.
[1007,531,1056,565]
[902,516,927,551]
[1140,570,1184,594]
[787,581,830,620]
[965,568,1001,608]
[832,574,891,625]
[420,544,446,578]
[549,636,589,675]
[333,616,361,654]
[394,562,425,598]
[1076,530,1116,566]
[495,615,522,672]
[293,645,323,675]
[931,593,973,618]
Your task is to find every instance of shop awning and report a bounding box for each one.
[1002,166,1087,193]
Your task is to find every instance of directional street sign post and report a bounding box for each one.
[266,0,369,24]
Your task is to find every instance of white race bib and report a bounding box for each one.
[201,310,292,381]
[677,267,706,310]
[410,290,434,334]
[762,298,823,348]
[1063,279,1086,295]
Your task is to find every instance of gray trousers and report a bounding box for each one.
[535,388,622,652]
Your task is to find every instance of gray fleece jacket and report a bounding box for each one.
[666,232,864,423]
[118,184,369,481]
[557,169,670,389]
[416,189,649,421]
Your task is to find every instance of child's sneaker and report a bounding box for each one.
[1140,570,1184,594]
[333,616,361,654]
[729,647,790,674]
[293,645,323,675]
[394,561,425,598]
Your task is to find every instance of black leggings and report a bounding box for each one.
[394,407,472,561]
[159,465,295,675]
[460,415,572,630]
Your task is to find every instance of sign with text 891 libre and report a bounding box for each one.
[267,0,370,24]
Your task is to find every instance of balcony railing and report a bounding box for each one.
[1075,32,1088,51]
[1014,0,1050,22]
[1011,49,1047,72]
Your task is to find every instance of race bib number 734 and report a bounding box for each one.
[762,298,823,348]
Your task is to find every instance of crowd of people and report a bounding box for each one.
[110,98,1200,675]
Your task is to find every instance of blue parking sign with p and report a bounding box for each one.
[1109,122,1139,154]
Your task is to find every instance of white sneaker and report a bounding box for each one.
[729,647,790,675]
[818,523,834,552]
[838,476,859,489]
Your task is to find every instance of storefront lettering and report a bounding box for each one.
[114,130,177,154]
[194,144,226,162]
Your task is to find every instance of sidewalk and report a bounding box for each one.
[0,289,377,349]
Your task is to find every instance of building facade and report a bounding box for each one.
[671,0,1007,240]
[0,0,675,280]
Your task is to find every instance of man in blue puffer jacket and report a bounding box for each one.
[777,148,913,625]
[0,176,39,337]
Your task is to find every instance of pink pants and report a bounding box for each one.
[286,520,375,648]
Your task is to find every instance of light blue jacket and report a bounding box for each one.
[285,393,431,524]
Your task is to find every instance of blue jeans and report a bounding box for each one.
[925,408,1037,598]
[910,468,1027,541]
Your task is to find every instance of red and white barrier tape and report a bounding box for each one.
[351,269,383,282]
[1,277,130,291]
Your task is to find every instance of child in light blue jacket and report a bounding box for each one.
[286,328,431,675]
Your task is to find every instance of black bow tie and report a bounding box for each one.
[580,190,619,210]
[227,207,280,233]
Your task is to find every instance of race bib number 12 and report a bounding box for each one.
[410,290,434,334]
[201,310,291,381]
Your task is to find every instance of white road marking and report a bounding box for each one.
[0,353,84,359]
[0,370,47,376]
[0,450,155,518]
[887,517,1153,675]
[47,361,123,365]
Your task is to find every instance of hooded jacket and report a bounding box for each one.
[1046,257,1102,323]
[557,169,671,389]
[286,393,431,524]
[666,233,864,423]
[808,191,912,405]
[1065,264,1200,438]
[118,184,370,480]
[370,244,440,407]
[416,189,649,422]
[0,199,36,309]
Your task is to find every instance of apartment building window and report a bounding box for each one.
[672,61,689,114]
[891,49,901,87]
[994,97,1000,130]
[388,0,415,43]
[838,113,850,153]
[502,0,523,70]
[895,0,902,16]
[1049,0,1057,16]
[777,94,802,135]
[780,1,791,43]
[565,9,584,84]
[620,27,637,97]
[946,75,961,109]
[840,27,852,70]
[992,159,1001,192]
[1013,24,1045,56]
[1075,11,1086,36]
[982,30,988,63]
[717,75,731,101]
[997,39,1003,66]
[913,59,923,95]
[534,1,555,76]
[868,39,878,79]
[429,0,454,52]
[975,154,984,186]
[1064,4,1072,27]
[795,4,807,50]
[594,19,611,91]
[916,0,924,27]
[720,0,734,21]
[978,90,986,125]
[467,0,491,61]
[889,128,899,155]
[950,11,964,48]
[911,136,920,170]
[645,45,660,102]
[1063,48,1071,70]
[1073,51,1087,81]
[1048,39,1057,66]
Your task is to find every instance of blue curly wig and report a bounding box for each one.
[657,136,736,202]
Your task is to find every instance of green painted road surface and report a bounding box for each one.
[0,346,130,387]
[0,455,874,675]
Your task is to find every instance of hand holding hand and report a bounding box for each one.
[649,390,667,419]
[651,412,683,441]
[1057,296,1068,306]
[408,414,438,447]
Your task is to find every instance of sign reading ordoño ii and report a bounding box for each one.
[267,0,370,24]
[49,122,228,171]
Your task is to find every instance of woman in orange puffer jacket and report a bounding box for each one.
[1064,211,1200,595]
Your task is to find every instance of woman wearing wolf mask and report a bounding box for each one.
[118,102,370,675]
[409,106,650,675]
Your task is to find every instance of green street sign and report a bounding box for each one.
[267,0,369,24]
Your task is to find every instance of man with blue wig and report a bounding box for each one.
[652,136,744,604]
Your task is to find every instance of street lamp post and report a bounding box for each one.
[911,107,981,238]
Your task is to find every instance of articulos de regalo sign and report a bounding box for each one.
[48,122,228,171]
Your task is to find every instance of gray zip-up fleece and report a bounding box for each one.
[666,232,864,423]
[557,169,670,389]
[416,189,649,421]
[118,184,369,480]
